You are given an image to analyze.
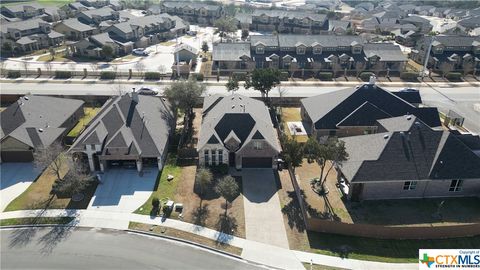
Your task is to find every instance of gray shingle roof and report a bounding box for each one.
[59,18,95,32]
[1,96,84,149]
[109,14,174,35]
[198,94,280,153]
[341,116,480,182]
[363,43,407,61]
[277,34,364,47]
[425,35,480,48]
[301,83,441,130]
[162,2,221,11]
[0,18,44,34]
[69,94,173,159]
[78,6,115,19]
[212,42,250,61]
[253,9,326,22]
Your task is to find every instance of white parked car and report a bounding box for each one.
[137,86,158,95]
[132,48,148,56]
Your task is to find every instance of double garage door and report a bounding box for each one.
[241,157,272,168]
[1,151,33,162]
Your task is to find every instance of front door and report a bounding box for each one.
[229,152,235,167]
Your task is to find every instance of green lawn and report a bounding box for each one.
[67,107,101,138]
[1,0,73,7]
[305,231,480,263]
[134,154,181,215]
[0,217,74,226]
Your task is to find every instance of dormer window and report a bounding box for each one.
[256,45,264,54]
[296,46,306,55]
[313,45,322,54]
[352,46,362,54]
[433,46,444,54]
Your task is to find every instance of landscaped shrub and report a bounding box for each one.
[210,163,229,175]
[359,72,374,82]
[144,72,161,80]
[54,70,71,79]
[400,71,418,81]
[100,71,116,80]
[279,71,289,81]
[445,72,462,81]
[7,70,21,78]
[191,73,204,81]
[318,72,333,81]
[232,72,247,81]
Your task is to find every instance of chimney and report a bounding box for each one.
[132,87,138,103]
[368,75,376,85]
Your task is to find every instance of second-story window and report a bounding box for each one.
[218,150,223,164]
[296,46,306,55]
[253,141,263,150]
[204,150,210,164]
[212,149,217,164]
[313,46,322,54]
[449,179,463,192]
[403,181,417,190]
[256,46,264,54]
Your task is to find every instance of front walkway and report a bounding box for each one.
[0,209,416,270]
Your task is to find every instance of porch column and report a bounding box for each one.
[157,157,163,171]
[87,153,95,172]
[99,160,106,172]
[235,156,242,170]
[136,159,143,172]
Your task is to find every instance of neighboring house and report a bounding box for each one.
[54,18,97,40]
[339,115,480,201]
[198,94,281,169]
[411,35,480,75]
[458,15,480,35]
[300,81,441,139]
[70,32,133,59]
[68,2,92,12]
[0,96,84,163]
[0,18,64,53]
[77,0,110,9]
[43,7,67,22]
[328,20,351,34]
[1,3,45,20]
[172,43,198,73]
[69,92,174,173]
[212,42,254,74]
[161,2,224,25]
[399,15,432,33]
[76,7,118,25]
[213,35,407,76]
[250,9,328,34]
[106,14,187,48]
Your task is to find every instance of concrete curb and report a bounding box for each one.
[125,229,243,260]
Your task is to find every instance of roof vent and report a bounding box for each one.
[231,105,235,109]
[400,131,405,137]
[406,115,412,120]
[368,75,376,85]
[38,128,44,132]
[24,96,29,100]
[383,134,389,139]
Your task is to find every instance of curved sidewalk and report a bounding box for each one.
[0,209,416,270]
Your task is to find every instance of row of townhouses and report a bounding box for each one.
[212,34,407,75]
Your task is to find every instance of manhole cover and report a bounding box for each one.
[72,193,84,202]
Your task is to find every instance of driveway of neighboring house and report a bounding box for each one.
[0,163,41,212]
[240,169,290,248]
[87,168,157,213]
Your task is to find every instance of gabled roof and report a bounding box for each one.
[198,94,280,153]
[58,18,95,32]
[1,96,84,149]
[69,93,173,158]
[301,83,441,130]
[212,43,250,61]
[341,116,480,182]
[336,102,391,127]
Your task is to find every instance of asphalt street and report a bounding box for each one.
[0,227,265,270]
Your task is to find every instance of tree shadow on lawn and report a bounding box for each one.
[192,202,210,227]
[214,213,238,245]
[282,191,306,233]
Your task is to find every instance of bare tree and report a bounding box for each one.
[439,62,453,78]
[68,62,76,72]
[49,47,55,61]
[22,59,29,76]
[33,142,70,182]
[134,61,146,77]
[157,64,167,74]
[111,64,118,77]
[111,82,127,96]
[44,61,53,74]
[57,163,93,196]
[90,63,98,73]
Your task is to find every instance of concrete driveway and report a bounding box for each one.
[0,163,41,212]
[87,168,157,213]
[240,169,290,248]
